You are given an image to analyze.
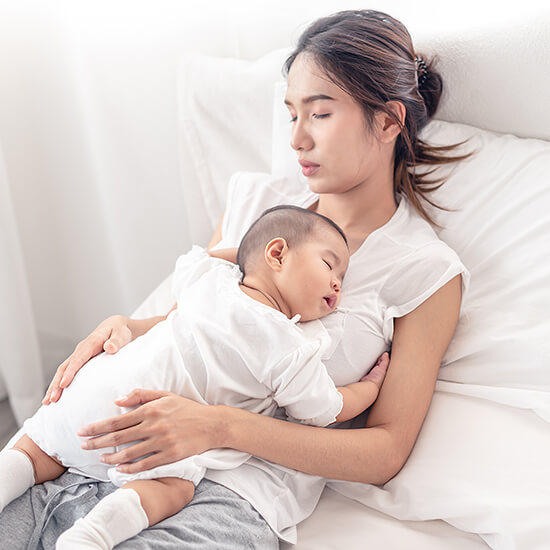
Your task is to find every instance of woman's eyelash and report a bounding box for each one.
[289,114,330,123]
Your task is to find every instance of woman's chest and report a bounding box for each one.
[318,270,390,386]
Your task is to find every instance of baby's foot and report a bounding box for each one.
[361,352,389,388]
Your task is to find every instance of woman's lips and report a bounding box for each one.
[299,160,320,177]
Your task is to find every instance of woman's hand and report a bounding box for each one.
[77,389,224,474]
[42,315,134,405]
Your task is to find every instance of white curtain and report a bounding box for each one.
[0,0,306,425]
[0,148,44,424]
[0,1,206,423]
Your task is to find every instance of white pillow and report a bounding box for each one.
[177,49,289,244]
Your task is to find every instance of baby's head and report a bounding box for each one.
[237,205,349,322]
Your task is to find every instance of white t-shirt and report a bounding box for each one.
[204,172,470,543]
[24,246,343,486]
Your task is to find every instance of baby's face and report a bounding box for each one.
[281,229,349,322]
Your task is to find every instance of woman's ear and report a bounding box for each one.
[264,238,288,272]
[375,100,406,143]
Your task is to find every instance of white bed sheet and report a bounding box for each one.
[282,487,488,550]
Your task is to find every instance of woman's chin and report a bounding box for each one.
[305,176,330,194]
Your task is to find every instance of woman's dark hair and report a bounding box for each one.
[237,205,348,278]
[284,9,471,225]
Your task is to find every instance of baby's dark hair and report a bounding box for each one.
[237,205,348,278]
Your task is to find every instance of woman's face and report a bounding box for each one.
[285,53,383,195]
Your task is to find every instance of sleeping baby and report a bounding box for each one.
[0,205,388,549]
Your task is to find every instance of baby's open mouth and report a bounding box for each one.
[324,295,337,309]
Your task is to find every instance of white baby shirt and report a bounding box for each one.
[204,171,470,543]
[24,247,343,487]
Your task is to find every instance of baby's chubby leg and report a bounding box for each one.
[56,477,194,549]
[0,434,66,513]
[124,477,195,526]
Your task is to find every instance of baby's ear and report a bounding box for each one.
[264,238,288,271]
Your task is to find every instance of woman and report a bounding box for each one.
[2,9,468,548]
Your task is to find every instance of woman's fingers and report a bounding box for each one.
[43,318,134,406]
[99,440,158,467]
[59,329,110,389]
[115,450,170,475]
[103,323,132,354]
[78,406,144,440]
[42,358,70,404]
[79,392,219,473]
[114,388,170,408]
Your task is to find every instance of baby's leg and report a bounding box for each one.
[124,477,195,526]
[0,434,66,513]
[56,477,194,549]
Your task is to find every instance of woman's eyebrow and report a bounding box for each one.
[284,94,335,106]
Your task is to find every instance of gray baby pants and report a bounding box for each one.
[0,472,279,549]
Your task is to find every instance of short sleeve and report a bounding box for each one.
[381,241,470,343]
[269,340,343,427]
[171,245,239,303]
[218,171,313,248]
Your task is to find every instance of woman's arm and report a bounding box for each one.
[80,274,462,485]
[43,213,226,404]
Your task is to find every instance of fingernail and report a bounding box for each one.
[115,394,127,402]
[100,455,106,463]
[78,428,88,436]
[80,441,88,449]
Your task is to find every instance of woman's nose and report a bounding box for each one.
[290,120,313,151]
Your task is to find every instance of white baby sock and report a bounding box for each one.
[0,449,35,513]
[56,488,149,550]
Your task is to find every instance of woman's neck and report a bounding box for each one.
[314,180,398,254]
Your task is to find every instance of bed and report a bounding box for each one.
[5,4,550,549]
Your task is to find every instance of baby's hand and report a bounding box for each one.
[360,352,390,388]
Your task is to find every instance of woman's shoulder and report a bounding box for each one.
[375,197,469,335]
[226,171,310,205]
[222,171,312,247]
[382,195,447,252]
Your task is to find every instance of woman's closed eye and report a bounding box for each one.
[289,113,331,123]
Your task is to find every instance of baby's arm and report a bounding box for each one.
[334,355,389,423]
